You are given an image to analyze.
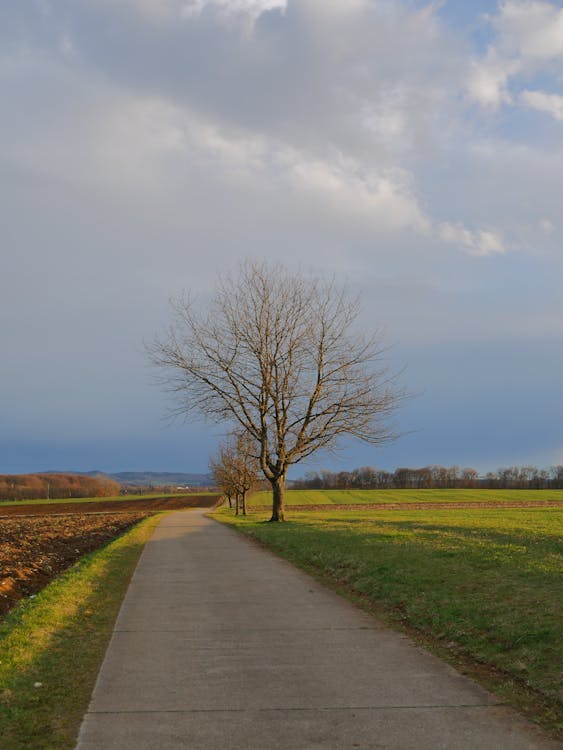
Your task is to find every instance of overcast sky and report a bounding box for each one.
[1,0,562,476]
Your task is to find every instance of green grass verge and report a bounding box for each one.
[215,505,563,736]
[0,492,216,508]
[0,513,164,750]
[249,488,563,506]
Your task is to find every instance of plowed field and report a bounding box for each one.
[0,494,218,517]
[0,513,153,617]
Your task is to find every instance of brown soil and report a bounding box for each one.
[282,500,563,511]
[0,495,219,618]
[0,513,152,617]
[0,494,219,518]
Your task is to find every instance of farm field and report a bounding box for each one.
[0,513,150,617]
[249,488,563,508]
[216,503,563,736]
[0,494,219,616]
[0,515,163,750]
[0,493,219,517]
[0,491,217,508]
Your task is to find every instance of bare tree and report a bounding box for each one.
[210,432,260,515]
[149,260,402,521]
[209,444,236,511]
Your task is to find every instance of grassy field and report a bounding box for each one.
[0,513,163,750]
[249,488,563,506]
[0,491,216,508]
[216,504,563,736]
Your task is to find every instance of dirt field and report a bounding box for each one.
[0,495,219,617]
[0,513,154,617]
[0,493,219,518]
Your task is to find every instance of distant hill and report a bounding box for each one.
[42,470,213,488]
[98,471,212,488]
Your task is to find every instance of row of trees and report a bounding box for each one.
[209,433,261,515]
[482,465,563,489]
[0,473,121,501]
[294,464,563,490]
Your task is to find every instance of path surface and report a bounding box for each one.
[76,510,560,749]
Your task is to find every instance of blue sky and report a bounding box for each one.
[1,0,562,476]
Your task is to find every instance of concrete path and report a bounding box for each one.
[76,510,560,749]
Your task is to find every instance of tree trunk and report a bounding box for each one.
[269,474,286,522]
[241,490,247,516]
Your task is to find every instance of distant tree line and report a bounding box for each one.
[119,484,194,495]
[293,465,563,490]
[0,473,121,501]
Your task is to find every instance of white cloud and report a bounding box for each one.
[180,0,285,22]
[60,33,74,57]
[539,217,555,234]
[439,222,506,256]
[469,2,563,111]
[287,155,430,233]
[520,89,563,120]
[0,58,429,236]
[90,0,285,24]
[0,0,555,263]
[493,0,563,62]
[467,57,514,108]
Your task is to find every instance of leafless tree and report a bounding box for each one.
[209,445,236,510]
[210,432,260,515]
[149,260,402,521]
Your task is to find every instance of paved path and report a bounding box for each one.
[76,510,560,749]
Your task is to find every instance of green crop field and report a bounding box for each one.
[248,488,563,506]
[216,504,563,736]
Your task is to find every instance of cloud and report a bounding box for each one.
[467,52,518,108]
[288,156,431,233]
[91,0,286,24]
[0,1,562,475]
[181,0,286,21]
[439,222,506,256]
[468,1,563,112]
[492,0,563,62]
[520,89,563,120]
[0,2,461,242]
[539,217,555,234]
[0,55,428,237]
[2,1,552,266]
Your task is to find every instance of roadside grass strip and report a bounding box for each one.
[248,488,563,506]
[0,513,162,750]
[216,506,563,737]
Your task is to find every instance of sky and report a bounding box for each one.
[1,0,562,477]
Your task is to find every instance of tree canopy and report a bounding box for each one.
[150,260,402,520]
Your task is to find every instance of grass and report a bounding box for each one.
[0,513,164,750]
[0,491,215,508]
[249,488,563,506]
[215,504,563,736]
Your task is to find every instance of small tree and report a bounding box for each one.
[210,432,260,515]
[150,260,402,521]
[209,443,237,511]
